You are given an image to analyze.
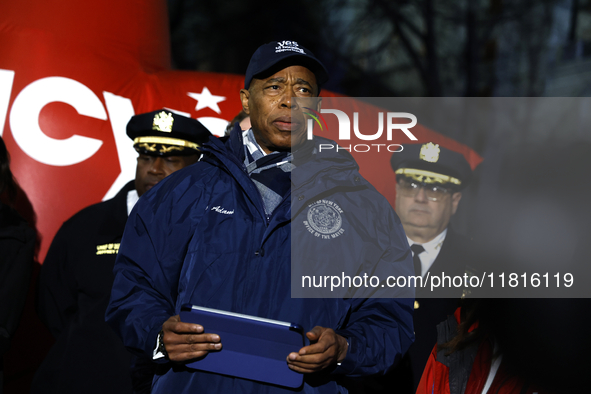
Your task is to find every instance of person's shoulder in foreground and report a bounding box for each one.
[0,135,36,391]
[106,40,414,394]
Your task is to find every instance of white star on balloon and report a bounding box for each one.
[187,87,226,114]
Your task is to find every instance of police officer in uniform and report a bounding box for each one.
[389,142,477,392]
[32,110,211,394]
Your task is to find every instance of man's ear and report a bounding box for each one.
[451,191,462,215]
[240,89,250,115]
[315,97,322,112]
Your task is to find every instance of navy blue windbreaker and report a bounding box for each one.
[106,129,415,393]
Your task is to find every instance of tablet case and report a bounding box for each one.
[179,304,305,388]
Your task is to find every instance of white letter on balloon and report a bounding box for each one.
[10,77,105,166]
[0,69,15,137]
[102,92,136,201]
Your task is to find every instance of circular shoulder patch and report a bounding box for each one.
[306,200,343,235]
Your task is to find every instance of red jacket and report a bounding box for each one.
[417,308,550,394]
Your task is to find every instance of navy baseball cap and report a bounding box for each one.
[126,109,212,156]
[390,142,473,189]
[244,40,329,90]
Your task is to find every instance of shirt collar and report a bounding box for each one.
[407,227,448,254]
[126,189,139,216]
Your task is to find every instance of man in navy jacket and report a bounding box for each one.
[106,41,414,393]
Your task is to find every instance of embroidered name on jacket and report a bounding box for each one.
[96,243,120,255]
[303,200,345,239]
[211,206,234,215]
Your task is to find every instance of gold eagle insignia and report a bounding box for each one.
[152,111,174,132]
[419,142,440,163]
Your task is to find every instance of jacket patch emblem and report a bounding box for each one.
[211,205,234,215]
[96,243,120,255]
[304,200,345,239]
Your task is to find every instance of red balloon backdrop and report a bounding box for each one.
[0,0,481,392]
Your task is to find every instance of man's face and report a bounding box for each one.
[135,153,199,196]
[240,65,318,154]
[395,178,462,242]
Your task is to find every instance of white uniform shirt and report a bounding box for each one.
[126,189,139,216]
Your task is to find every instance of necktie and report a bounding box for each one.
[410,244,425,277]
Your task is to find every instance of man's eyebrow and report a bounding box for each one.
[265,77,286,84]
[264,77,313,87]
[295,78,313,87]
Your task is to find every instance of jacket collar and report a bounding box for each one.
[292,135,361,189]
[203,127,369,219]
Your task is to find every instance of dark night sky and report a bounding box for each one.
[166,0,590,98]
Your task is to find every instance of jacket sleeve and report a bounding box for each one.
[334,297,414,377]
[105,178,206,360]
[333,202,415,377]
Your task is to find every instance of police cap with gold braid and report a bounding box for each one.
[126,110,212,157]
[390,142,472,189]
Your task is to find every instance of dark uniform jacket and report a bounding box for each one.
[32,181,137,394]
[408,228,474,389]
[380,228,474,393]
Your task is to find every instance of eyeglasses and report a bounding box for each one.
[397,178,452,202]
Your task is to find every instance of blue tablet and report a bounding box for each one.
[179,304,305,389]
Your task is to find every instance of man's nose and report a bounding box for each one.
[414,186,428,202]
[280,91,298,109]
[148,157,165,174]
